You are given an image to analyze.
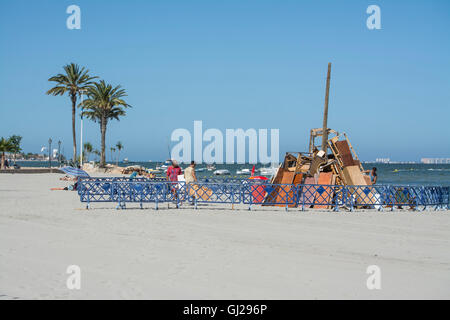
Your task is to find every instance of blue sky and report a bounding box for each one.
[1,0,449,162]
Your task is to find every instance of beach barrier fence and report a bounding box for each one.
[77,178,450,211]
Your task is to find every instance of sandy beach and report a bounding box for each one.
[0,173,449,300]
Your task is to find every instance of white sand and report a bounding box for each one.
[0,173,449,300]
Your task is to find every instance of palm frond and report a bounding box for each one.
[80,80,131,122]
[46,63,98,98]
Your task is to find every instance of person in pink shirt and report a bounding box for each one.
[167,160,182,182]
[166,160,183,205]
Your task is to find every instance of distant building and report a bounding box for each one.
[421,158,450,164]
[375,158,390,163]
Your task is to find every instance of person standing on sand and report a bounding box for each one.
[167,160,182,182]
[184,161,197,205]
[166,160,182,206]
[364,167,378,184]
[184,161,197,184]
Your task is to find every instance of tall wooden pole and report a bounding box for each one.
[321,62,332,152]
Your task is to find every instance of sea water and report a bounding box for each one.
[14,161,450,186]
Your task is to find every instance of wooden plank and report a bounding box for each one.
[293,173,303,185]
[328,134,365,172]
[342,166,367,207]
[335,140,354,167]
[189,184,213,201]
[328,139,344,168]
[264,171,304,207]
[272,171,295,207]
[342,165,367,185]
[343,133,364,172]
[264,170,294,206]
[314,172,334,209]
[342,166,379,207]
[298,176,316,207]
[363,175,372,186]
[280,171,295,184]
[289,173,303,207]
[271,167,284,185]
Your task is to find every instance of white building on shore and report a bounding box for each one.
[375,158,391,163]
[421,158,450,164]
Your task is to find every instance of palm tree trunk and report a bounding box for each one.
[100,117,107,167]
[71,94,77,162]
[1,152,4,170]
[117,150,120,166]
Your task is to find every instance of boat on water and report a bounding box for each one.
[207,164,216,171]
[156,159,171,170]
[123,158,129,164]
[213,169,230,175]
[236,168,251,175]
[258,165,279,177]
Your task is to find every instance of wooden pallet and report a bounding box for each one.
[298,177,316,207]
[313,172,336,209]
[328,133,364,172]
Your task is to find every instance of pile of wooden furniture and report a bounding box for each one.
[263,63,377,208]
[264,129,373,209]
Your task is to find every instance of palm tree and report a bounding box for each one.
[83,142,93,162]
[0,137,13,169]
[110,147,116,163]
[115,141,123,165]
[9,135,22,165]
[93,149,101,162]
[46,63,97,161]
[81,80,131,167]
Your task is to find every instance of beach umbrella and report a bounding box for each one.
[60,166,90,178]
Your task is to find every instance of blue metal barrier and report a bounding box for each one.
[77,178,450,211]
[113,182,168,209]
[242,183,297,211]
[197,177,248,185]
[187,182,241,208]
[79,176,165,183]
[297,184,347,212]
